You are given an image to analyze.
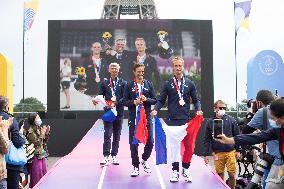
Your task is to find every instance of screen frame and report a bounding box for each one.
[47,19,213,118]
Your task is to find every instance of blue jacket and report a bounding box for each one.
[123,80,156,123]
[234,128,284,161]
[0,112,26,170]
[247,107,282,165]
[154,77,201,126]
[99,77,127,119]
[204,114,240,156]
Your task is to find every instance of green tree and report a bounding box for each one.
[188,72,201,98]
[14,97,46,112]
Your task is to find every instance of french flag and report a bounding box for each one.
[132,104,148,145]
[155,115,204,165]
[93,95,117,122]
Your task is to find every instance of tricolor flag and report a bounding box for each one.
[155,115,204,165]
[93,95,117,122]
[132,105,148,145]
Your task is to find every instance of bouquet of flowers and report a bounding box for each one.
[75,67,86,76]
[74,67,87,92]
[157,30,173,59]
[102,31,113,50]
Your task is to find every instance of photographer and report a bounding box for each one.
[203,100,240,189]
[244,90,282,188]
[217,99,284,189]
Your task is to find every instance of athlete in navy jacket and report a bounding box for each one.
[123,63,156,177]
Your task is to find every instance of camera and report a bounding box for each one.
[247,99,259,114]
[245,152,275,189]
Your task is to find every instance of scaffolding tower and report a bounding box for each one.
[101,0,158,19]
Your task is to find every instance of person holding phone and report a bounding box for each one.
[216,99,284,189]
[0,95,26,189]
[203,100,240,189]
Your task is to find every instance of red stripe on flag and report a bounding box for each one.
[181,115,204,163]
[135,106,148,145]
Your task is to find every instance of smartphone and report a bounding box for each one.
[275,89,278,97]
[213,119,223,139]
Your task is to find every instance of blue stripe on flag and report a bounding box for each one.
[155,116,167,165]
[132,105,141,145]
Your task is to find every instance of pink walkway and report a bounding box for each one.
[33,119,229,189]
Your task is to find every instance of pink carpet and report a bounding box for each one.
[33,119,230,189]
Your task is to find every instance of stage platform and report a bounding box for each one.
[34,119,229,189]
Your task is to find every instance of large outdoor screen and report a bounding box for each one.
[47,19,213,115]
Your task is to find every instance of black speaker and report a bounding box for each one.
[45,112,63,119]
[63,112,77,119]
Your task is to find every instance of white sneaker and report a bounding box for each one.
[112,156,119,165]
[131,167,139,177]
[170,170,179,182]
[182,168,192,182]
[141,160,151,173]
[100,156,110,166]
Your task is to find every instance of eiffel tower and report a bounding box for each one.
[101,0,158,19]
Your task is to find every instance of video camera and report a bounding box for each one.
[245,151,275,189]
[246,99,259,114]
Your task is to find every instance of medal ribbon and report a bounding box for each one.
[133,80,144,99]
[173,76,185,100]
[92,56,101,78]
[109,78,119,97]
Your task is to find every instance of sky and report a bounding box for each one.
[0,0,283,108]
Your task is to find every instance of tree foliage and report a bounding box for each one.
[14,97,46,112]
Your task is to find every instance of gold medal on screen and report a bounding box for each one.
[179,99,185,106]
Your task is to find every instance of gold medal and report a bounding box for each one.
[278,166,284,178]
[179,99,185,106]
[111,96,116,102]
